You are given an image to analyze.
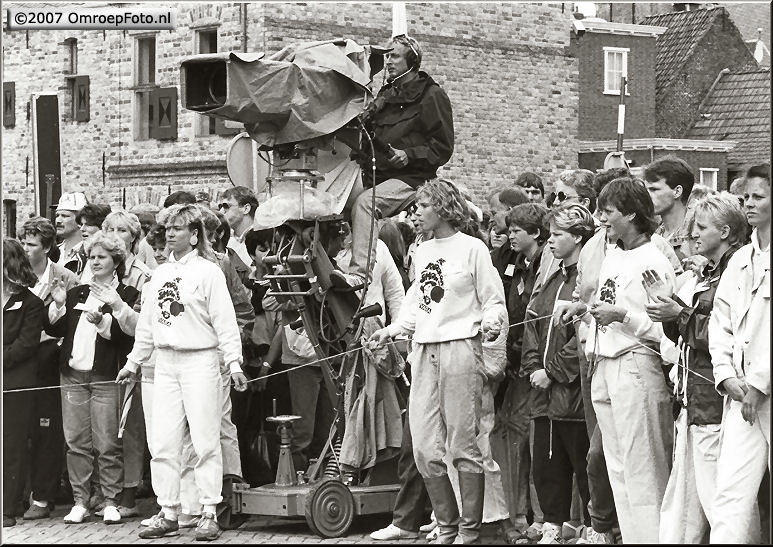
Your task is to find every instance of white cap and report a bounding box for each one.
[56,192,88,212]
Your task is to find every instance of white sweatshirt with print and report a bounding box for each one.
[587,241,676,359]
[124,250,243,373]
[386,231,507,343]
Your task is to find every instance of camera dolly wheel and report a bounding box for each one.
[304,478,355,538]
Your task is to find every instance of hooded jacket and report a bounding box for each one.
[366,71,454,189]
[520,262,583,421]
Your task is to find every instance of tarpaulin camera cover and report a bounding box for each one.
[182,39,384,147]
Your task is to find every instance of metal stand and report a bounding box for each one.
[266,415,302,486]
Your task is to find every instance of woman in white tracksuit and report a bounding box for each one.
[117,204,247,541]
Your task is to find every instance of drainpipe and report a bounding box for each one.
[241,3,248,52]
[698,68,729,116]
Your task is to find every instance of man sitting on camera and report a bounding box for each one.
[330,34,454,288]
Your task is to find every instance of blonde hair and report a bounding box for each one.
[102,210,142,254]
[415,178,470,230]
[157,203,217,262]
[691,193,749,247]
[547,203,596,244]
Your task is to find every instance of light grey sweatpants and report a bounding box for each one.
[409,337,485,478]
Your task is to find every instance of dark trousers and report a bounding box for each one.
[532,417,591,526]
[231,370,292,485]
[586,425,616,532]
[4,391,34,516]
[28,339,65,503]
[392,405,430,532]
[579,351,617,533]
[287,366,335,471]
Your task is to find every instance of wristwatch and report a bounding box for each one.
[621,311,631,325]
[261,361,272,370]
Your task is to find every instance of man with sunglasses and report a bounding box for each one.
[218,186,259,279]
[332,34,454,289]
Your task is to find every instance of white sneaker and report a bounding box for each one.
[64,505,90,524]
[420,512,437,533]
[426,526,440,541]
[370,523,419,540]
[103,505,121,525]
[576,527,615,544]
[538,522,562,544]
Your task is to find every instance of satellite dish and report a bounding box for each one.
[225,132,271,193]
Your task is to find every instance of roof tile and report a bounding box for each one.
[686,68,771,167]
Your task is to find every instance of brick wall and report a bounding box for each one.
[2,2,579,229]
[571,31,657,140]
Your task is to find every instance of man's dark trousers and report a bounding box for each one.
[579,350,617,533]
[392,404,430,532]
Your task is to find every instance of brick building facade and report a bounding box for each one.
[2,2,580,226]
[570,20,662,141]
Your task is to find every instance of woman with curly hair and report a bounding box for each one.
[47,232,140,525]
[369,178,507,544]
[117,203,247,542]
[3,239,44,528]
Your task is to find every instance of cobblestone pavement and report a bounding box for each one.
[0,497,510,545]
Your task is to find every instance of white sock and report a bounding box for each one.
[32,500,48,508]
[162,506,178,522]
[202,504,216,516]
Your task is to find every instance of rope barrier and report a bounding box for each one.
[1,308,713,394]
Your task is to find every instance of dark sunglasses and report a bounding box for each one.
[546,191,576,207]
[218,202,230,210]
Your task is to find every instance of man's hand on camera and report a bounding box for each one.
[388,149,409,168]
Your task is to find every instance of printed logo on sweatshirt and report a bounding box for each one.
[599,277,616,305]
[419,258,446,313]
[157,277,185,326]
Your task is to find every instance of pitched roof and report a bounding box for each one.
[641,7,729,103]
[686,67,771,168]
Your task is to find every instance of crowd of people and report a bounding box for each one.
[2,158,769,544]
[2,32,770,546]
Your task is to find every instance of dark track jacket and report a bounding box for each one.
[663,245,740,426]
[520,262,583,422]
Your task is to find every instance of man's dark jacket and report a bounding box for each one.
[368,71,454,188]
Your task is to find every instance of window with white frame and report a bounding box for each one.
[603,47,629,95]
[700,168,719,190]
[133,36,157,140]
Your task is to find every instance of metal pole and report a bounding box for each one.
[616,76,627,152]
